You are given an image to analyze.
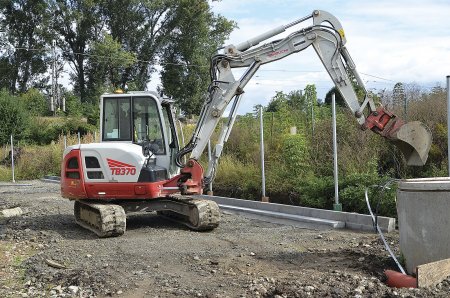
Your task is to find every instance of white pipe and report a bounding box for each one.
[332,94,339,206]
[10,135,15,183]
[260,106,266,198]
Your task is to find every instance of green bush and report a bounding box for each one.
[213,155,261,200]
[280,134,310,177]
[28,117,97,145]
[15,143,63,179]
[20,88,50,116]
[0,90,30,145]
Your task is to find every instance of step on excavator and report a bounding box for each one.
[61,10,432,237]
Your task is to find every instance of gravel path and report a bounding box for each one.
[1,180,449,297]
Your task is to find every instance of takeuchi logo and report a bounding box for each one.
[107,158,136,175]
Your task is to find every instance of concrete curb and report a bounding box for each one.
[41,176,61,184]
[197,195,396,233]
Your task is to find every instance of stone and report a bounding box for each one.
[68,286,79,294]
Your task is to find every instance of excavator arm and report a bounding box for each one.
[176,9,431,190]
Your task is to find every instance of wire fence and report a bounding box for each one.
[0,132,100,182]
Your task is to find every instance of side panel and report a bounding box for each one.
[80,143,145,183]
[61,149,88,199]
[84,182,163,199]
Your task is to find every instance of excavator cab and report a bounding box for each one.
[100,91,180,177]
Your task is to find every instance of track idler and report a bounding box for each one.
[74,201,126,237]
[73,197,220,238]
[365,108,432,166]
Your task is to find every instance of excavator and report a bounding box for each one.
[61,10,432,237]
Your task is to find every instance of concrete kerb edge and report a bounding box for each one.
[198,195,395,233]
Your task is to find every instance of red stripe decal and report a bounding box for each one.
[106,158,135,168]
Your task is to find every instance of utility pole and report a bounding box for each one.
[50,40,56,114]
[51,40,65,113]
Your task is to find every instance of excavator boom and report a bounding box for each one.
[177,9,432,184]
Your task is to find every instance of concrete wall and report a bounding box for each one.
[397,178,450,274]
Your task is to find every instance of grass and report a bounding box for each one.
[0,132,97,181]
[0,242,30,294]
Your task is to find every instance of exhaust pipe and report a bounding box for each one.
[365,108,432,166]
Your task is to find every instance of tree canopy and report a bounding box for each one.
[0,0,235,113]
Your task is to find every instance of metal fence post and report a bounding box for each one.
[10,135,15,183]
[447,76,450,176]
[207,140,213,195]
[332,94,341,211]
[260,106,269,202]
[78,132,81,144]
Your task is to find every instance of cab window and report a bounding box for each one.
[103,97,131,141]
[132,97,165,154]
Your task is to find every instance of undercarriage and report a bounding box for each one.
[73,196,220,237]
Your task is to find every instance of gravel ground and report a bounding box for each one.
[1,180,449,298]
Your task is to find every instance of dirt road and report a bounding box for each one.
[0,181,449,297]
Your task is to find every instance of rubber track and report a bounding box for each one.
[159,196,220,231]
[74,201,126,237]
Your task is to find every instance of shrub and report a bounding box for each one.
[15,143,63,179]
[20,88,50,116]
[0,90,30,145]
[213,155,261,200]
[28,117,97,145]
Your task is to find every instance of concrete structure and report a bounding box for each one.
[199,195,395,232]
[397,178,450,274]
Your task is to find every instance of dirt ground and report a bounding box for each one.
[1,181,449,298]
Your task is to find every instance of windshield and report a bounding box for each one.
[133,97,165,154]
[102,95,166,155]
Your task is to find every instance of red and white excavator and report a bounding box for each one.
[61,10,432,237]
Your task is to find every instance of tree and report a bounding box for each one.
[0,0,52,93]
[392,82,407,119]
[100,0,178,90]
[324,87,346,106]
[160,0,235,116]
[20,88,49,116]
[51,0,104,103]
[0,90,30,144]
[392,82,406,108]
[86,34,137,92]
[266,91,289,112]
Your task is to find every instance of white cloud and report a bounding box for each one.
[207,0,450,114]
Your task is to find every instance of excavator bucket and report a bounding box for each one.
[366,108,432,166]
[387,121,432,166]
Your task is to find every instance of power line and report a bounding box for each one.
[6,46,446,90]
[360,72,397,83]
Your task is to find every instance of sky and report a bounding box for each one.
[154,0,450,115]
